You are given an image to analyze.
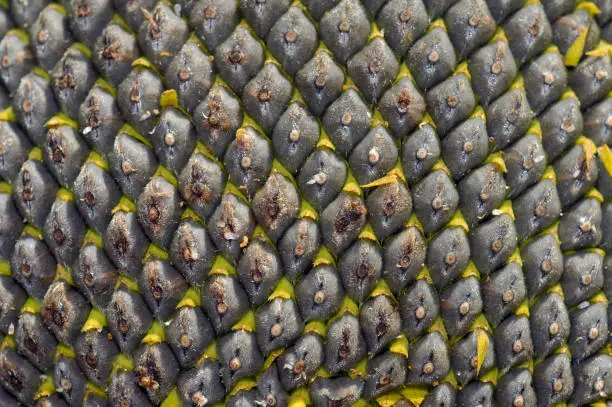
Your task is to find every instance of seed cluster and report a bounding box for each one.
[0,0,611,406]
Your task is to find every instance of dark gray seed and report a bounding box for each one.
[240,0,289,38]
[51,47,97,117]
[108,133,158,201]
[252,172,300,242]
[553,10,599,57]
[133,343,180,404]
[439,277,483,339]
[137,176,182,248]
[569,303,608,363]
[74,329,119,387]
[54,357,87,407]
[10,0,48,29]
[496,369,537,407]
[295,51,345,116]
[442,116,489,180]
[272,102,320,174]
[0,350,41,405]
[295,265,344,322]
[494,315,533,374]
[427,227,470,290]
[482,262,526,327]
[74,244,118,309]
[319,0,370,65]
[522,51,567,114]
[457,381,495,407]
[401,124,441,185]
[214,26,264,95]
[468,214,517,277]
[0,33,35,93]
[0,276,26,334]
[217,330,263,389]
[13,73,59,146]
[486,89,534,152]
[503,4,552,66]
[106,285,153,353]
[117,67,163,135]
[452,329,495,386]
[347,38,400,104]
[366,180,412,241]
[486,0,524,22]
[109,370,153,407]
[243,64,292,134]
[320,192,367,257]
[43,125,89,188]
[193,85,243,157]
[569,354,612,406]
[584,99,612,146]
[150,107,196,174]
[30,6,73,70]
[421,382,456,407]
[224,127,273,197]
[364,351,407,400]
[359,295,401,354]
[266,7,318,77]
[138,2,189,72]
[411,169,460,235]
[0,122,31,183]
[512,179,561,241]
[310,376,363,407]
[555,144,599,208]
[139,259,187,322]
[104,210,150,277]
[445,0,496,59]
[569,54,612,109]
[349,125,398,185]
[14,312,58,371]
[322,89,372,157]
[458,163,506,227]
[540,0,576,22]
[277,333,325,391]
[377,0,429,58]
[42,280,91,344]
[169,219,215,289]
[201,274,250,335]
[43,198,87,268]
[278,217,320,281]
[521,234,563,298]
[11,235,57,300]
[65,0,114,47]
[337,239,383,303]
[257,366,289,407]
[207,193,255,262]
[165,41,215,115]
[79,86,124,154]
[112,0,155,30]
[406,332,450,385]
[378,78,426,139]
[303,0,341,20]
[237,238,283,306]
[407,28,457,91]
[0,194,24,259]
[93,23,141,88]
[298,148,347,212]
[533,353,574,407]
[325,314,367,374]
[74,162,121,233]
[503,133,547,199]
[13,159,59,229]
[383,227,427,294]
[603,202,612,251]
[540,97,583,162]
[426,74,476,137]
[558,198,602,251]
[562,251,603,307]
[189,0,239,51]
[177,360,225,407]
[468,40,517,106]
[255,298,304,355]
